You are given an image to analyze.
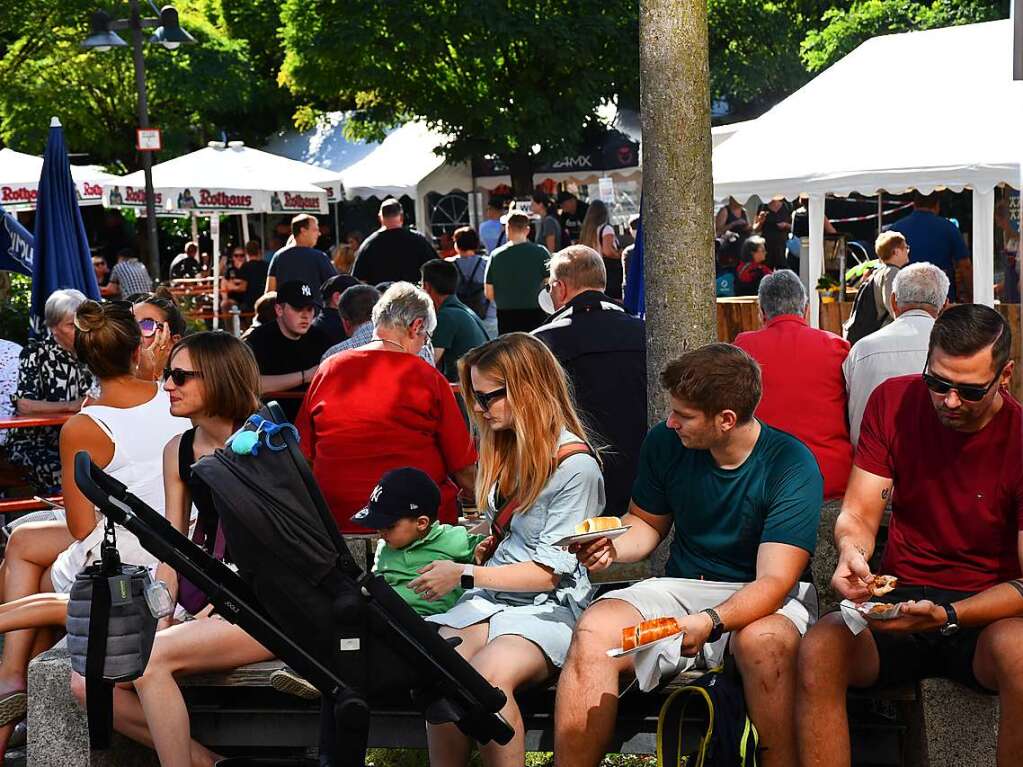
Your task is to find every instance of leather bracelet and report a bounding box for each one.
[300,369,305,385]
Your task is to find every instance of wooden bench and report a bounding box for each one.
[24,508,1000,765]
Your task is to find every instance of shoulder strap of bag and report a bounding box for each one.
[85,520,120,749]
[467,257,483,283]
[490,442,591,541]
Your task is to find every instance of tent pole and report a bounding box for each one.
[972,188,995,306]
[333,201,341,249]
[191,211,198,244]
[877,193,883,236]
[808,194,825,328]
[211,214,221,330]
[241,213,250,243]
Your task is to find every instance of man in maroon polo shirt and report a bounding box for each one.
[796,304,1023,765]
[734,270,853,499]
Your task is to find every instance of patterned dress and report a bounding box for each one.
[6,335,93,492]
[0,340,22,446]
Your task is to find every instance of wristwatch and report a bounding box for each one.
[460,564,475,590]
[701,608,725,643]
[938,603,960,636]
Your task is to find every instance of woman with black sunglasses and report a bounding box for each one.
[0,301,190,752]
[413,333,604,767]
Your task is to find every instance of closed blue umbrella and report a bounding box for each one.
[30,117,100,336]
[0,202,34,276]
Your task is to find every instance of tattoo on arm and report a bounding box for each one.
[881,487,892,501]
[855,545,868,559]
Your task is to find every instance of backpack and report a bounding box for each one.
[657,662,759,767]
[456,258,489,320]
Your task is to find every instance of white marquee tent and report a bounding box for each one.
[102,141,342,328]
[102,141,338,216]
[0,147,121,211]
[712,19,1023,324]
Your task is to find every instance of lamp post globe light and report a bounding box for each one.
[82,2,196,278]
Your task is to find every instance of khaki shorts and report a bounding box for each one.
[597,577,818,690]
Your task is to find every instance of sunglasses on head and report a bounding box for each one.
[922,365,1004,402]
[163,367,203,386]
[138,318,163,338]
[473,387,507,412]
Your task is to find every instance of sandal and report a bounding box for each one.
[0,692,26,727]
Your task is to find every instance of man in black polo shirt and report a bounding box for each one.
[352,198,437,285]
[533,245,647,517]
[244,280,331,420]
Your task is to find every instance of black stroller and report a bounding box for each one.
[73,403,513,766]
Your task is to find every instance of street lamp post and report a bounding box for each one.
[82,2,195,279]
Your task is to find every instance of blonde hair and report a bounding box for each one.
[875,231,907,262]
[458,333,593,514]
[579,199,610,252]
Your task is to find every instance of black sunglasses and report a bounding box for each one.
[922,366,1004,402]
[163,368,203,386]
[473,387,507,412]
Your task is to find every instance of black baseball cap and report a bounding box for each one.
[276,280,319,308]
[349,467,441,528]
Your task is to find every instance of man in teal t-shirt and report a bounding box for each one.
[421,259,490,382]
[484,210,550,334]
[555,343,823,767]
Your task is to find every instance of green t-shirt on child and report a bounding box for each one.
[373,522,486,615]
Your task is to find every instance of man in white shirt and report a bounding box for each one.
[843,262,949,444]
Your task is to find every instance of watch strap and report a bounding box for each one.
[460,564,475,590]
[941,602,959,632]
[702,607,725,642]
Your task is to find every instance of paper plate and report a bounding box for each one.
[606,630,684,658]
[854,601,901,620]
[552,525,632,549]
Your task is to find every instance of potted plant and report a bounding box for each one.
[816,275,840,303]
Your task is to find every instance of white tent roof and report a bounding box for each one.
[0,147,121,210]
[339,122,464,200]
[104,141,335,214]
[263,111,383,174]
[713,20,1023,201]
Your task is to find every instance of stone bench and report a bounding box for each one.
[23,512,1001,765]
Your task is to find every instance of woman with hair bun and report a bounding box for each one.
[414,333,604,767]
[0,301,189,742]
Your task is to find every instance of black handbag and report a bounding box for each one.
[66,520,158,749]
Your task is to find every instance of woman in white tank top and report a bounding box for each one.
[0,300,188,743]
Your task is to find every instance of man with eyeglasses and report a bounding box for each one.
[797,304,1023,765]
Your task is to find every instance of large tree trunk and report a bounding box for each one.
[639,0,717,424]
[504,152,535,197]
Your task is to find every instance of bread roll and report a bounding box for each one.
[869,575,898,597]
[575,516,622,535]
[621,617,681,652]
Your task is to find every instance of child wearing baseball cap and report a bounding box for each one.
[350,467,485,616]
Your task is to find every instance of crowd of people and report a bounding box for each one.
[0,185,1020,767]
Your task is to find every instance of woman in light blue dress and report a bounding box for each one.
[411,333,604,767]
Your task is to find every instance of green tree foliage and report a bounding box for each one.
[707,0,821,117]
[0,1,278,168]
[802,0,1008,73]
[279,0,639,192]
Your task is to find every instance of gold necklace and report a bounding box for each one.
[373,337,407,353]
